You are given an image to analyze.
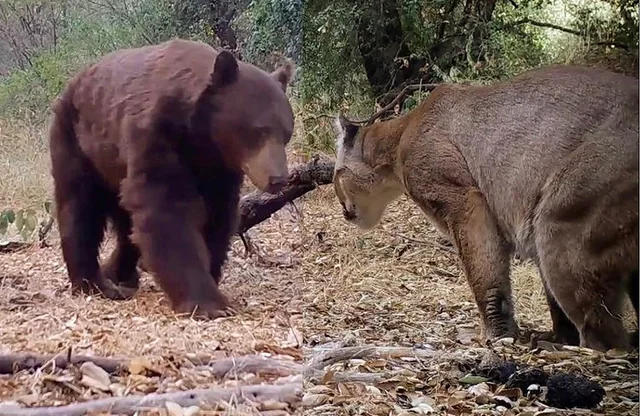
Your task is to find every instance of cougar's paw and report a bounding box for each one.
[481,320,520,344]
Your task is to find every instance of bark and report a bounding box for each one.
[0,383,302,416]
[0,352,302,377]
[237,158,335,234]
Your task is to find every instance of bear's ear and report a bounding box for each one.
[271,59,295,92]
[210,50,239,88]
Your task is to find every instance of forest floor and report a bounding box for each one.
[0,124,637,416]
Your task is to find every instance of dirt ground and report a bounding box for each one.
[0,124,637,415]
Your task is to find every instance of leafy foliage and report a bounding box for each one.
[0,201,52,242]
[245,0,301,67]
[0,0,636,149]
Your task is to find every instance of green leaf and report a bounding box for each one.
[14,210,24,232]
[44,201,52,214]
[5,210,15,224]
[0,216,7,235]
[459,375,489,385]
[25,210,37,232]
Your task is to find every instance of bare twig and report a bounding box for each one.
[353,83,441,126]
[0,383,302,416]
[0,352,302,378]
[304,345,466,372]
[0,352,126,374]
[506,18,629,49]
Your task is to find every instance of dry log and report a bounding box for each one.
[0,352,126,374]
[0,352,302,377]
[304,346,484,386]
[304,346,479,374]
[192,355,302,377]
[0,383,302,416]
[237,157,335,234]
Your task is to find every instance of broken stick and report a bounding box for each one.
[0,383,302,416]
[0,352,302,378]
[237,157,335,234]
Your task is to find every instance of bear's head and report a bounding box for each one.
[203,50,295,195]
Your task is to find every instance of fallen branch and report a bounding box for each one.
[0,383,302,416]
[305,369,389,385]
[304,345,475,375]
[303,346,482,385]
[0,352,302,378]
[192,355,302,378]
[0,352,126,375]
[237,156,335,234]
[0,241,31,253]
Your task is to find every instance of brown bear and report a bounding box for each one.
[48,39,295,318]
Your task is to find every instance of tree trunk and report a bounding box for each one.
[356,0,426,103]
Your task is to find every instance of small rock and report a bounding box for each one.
[80,361,111,391]
[544,373,605,409]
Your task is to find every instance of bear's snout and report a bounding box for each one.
[265,175,287,194]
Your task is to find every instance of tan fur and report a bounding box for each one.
[334,64,639,351]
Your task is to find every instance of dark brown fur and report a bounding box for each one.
[49,39,294,318]
[334,65,639,351]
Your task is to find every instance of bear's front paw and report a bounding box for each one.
[173,291,234,320]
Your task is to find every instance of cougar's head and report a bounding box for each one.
[332,115,404,230]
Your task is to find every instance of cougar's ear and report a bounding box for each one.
[335,114,359,150]
[272,59,295,91]
[210,49,239,88]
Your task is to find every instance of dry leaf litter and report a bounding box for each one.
[0,138,637,415]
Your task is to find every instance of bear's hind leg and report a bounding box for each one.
[54,168,134,300]
[102,205,141,290]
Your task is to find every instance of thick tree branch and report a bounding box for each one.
[237,157,335,234]
[0,352,302,377]
[1,383,302,416]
